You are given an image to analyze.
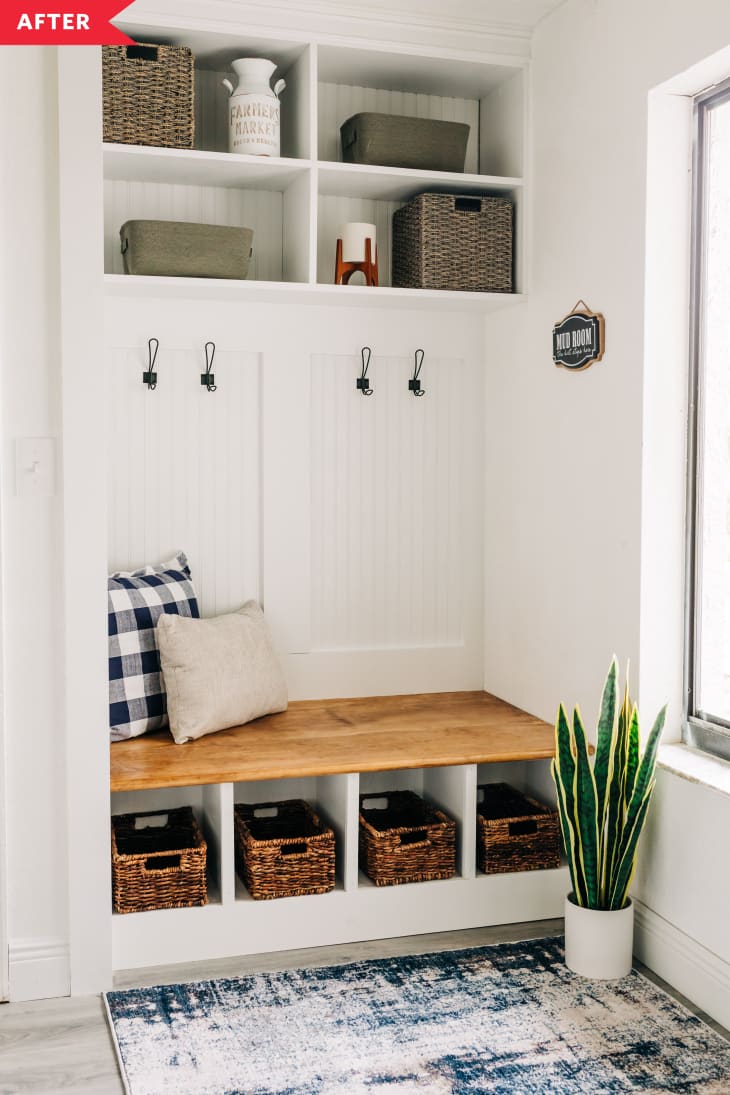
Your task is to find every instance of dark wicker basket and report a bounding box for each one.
[477,783,561,874]
[234,799,335,900]
[392,192,513,293]
[359,790,456,886]
[111,806,208,914]
[102,43,195,148]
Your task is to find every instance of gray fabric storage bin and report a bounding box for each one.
[120,221,253,279]
[340,113,469,173]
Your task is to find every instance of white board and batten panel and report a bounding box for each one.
[284,343,484,697]
[107,343,261,620]
[310,353,472,651]
[105,300,484,700]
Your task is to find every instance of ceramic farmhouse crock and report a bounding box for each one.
[223,58,286,157]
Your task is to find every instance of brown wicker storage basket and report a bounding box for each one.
[477,783,561,874]
[102,43,194,149]
[359,790,456,886]
[392,192,513,293]
[234,799,335,900]
[111,806,208,914]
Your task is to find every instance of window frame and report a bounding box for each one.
[684,75,730,763]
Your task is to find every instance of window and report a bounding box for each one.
[686,77,730,761]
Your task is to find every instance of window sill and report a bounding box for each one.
[658,742,730,797]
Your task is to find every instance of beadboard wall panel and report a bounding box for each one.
[194,69,230,154]
[104,181,282,282]
[317,82,479,171]
[310,353,471,652]
[107,345,261,619]
[317,195,399,285]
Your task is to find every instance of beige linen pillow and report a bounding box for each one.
[157,601,288,744]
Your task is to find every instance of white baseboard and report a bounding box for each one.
[634,900,730,1031]
[9,937,70,1001]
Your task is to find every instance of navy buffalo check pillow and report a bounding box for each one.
[108,552,199,741]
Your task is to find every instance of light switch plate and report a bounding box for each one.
[15,437,56,497]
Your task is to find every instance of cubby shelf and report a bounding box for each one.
[103,274,524,311]
[103,143,312,190]
[317,162,522,201]
[103,143,522,201]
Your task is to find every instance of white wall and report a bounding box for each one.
[0,47,70,998]
[484,0,730,1025]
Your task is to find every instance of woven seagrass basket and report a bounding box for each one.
[359,790,456,887]
[234,799,335,900]
[102,43,194,148]
[476,783,561,874]
[392,192,513,293]
[111,806,208,914]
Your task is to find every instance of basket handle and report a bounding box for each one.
[123,45,161,63]
[454,197,482,213]
[280,842,308,858]
[508,820,538,837]
[143,854,181,871]
[398,829,430,848]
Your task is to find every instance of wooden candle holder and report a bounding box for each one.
[334,237,379,287]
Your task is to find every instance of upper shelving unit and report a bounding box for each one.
[103,20,528,304]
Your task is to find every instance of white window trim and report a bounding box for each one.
[684,75,730,765]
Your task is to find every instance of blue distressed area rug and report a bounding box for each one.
[105,937,730,1094]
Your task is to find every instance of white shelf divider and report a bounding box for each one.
[104,274,524,312]
[318,161,523,202]
[103,143,312,191]
[317,772,360,893]
[423,764,478,881]
[201,783,236,905]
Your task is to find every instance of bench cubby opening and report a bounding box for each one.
[233,773,357,898]
[110,784,225,910]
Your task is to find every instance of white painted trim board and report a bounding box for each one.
[634,899,730,1033]
[8,938,71,1002]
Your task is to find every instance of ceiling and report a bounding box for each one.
[339,0,570,32]
[218,0,570,37]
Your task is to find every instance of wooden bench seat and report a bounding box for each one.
[110,691,554,793]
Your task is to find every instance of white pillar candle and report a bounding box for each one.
[340,222,376,263]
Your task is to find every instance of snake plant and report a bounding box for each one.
[551,658,666,911]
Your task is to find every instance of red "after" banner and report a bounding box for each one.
[2,2,136,44]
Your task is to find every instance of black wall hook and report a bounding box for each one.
[357,346,374,395]
[143,337,159,390]
[201,341,217,392]
[409,348,426,396]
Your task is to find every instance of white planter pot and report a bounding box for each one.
[564,894,634,979]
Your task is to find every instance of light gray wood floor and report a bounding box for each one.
[1,919,727,1094]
